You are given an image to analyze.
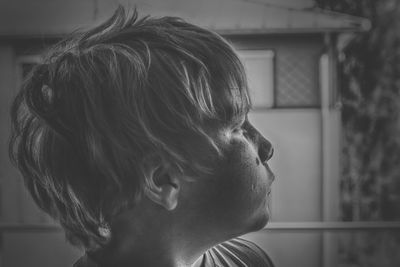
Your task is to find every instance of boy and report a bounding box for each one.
[10,6,275,267]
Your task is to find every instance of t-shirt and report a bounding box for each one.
[73,237,274,267]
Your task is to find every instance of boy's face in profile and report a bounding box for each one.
[178,106,274,239]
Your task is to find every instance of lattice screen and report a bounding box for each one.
[277,47,319,107]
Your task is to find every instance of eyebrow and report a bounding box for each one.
[229,114,246,129]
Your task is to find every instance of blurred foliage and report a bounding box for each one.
[316,0,400,222]
[316,0,400,266]
[338,231,400,267]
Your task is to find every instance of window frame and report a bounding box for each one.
[237,49,276,110]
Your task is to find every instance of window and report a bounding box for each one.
[276,46,320,107]
[238,50,275,109]
[238,47,321,109]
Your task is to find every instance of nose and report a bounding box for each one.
[245,121,274,163]
[258,137,274,163]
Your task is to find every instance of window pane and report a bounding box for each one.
[277,47,319,107]
[238,50,274,108]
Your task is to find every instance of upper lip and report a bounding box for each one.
[262,162,275,182]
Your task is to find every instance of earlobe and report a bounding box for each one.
[160,183,179,210]
[144,172,180,211]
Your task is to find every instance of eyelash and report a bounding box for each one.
[233,126,248,137]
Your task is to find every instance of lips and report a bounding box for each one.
[262,162,275,183]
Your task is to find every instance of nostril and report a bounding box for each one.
[258,143,273,163]
[258,144,267,163]
[268,147,274,160]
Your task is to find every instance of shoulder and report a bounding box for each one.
[195,237,275,267]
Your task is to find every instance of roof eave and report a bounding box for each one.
[216,27,369,35]
[0,24,370,39]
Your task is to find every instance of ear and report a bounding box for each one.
[144,164,180,211]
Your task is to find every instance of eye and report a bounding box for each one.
[230,117,248,137]
[232,128,242,134]
[232,125,249,137]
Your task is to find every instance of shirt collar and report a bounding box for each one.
[73,253,98,267]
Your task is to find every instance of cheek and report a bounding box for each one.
[222,141,267,206]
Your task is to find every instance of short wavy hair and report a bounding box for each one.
[9,6,250,249]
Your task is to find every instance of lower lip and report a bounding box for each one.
[262,162,275,181]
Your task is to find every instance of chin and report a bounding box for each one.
[253,197,271,230]
[255,213,269,230]
[246,211,269,233]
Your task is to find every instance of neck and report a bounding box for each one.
[91,228,205,267]
[90,205,210,267]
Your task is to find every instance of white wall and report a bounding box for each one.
[246,109,324,267]
[249,109,322,222]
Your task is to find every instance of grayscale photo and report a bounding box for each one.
[0,0,399,266]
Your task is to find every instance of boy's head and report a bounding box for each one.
[9,7,255,249]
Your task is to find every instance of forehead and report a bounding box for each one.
[197,90,249,137]
[212,83,251,126]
